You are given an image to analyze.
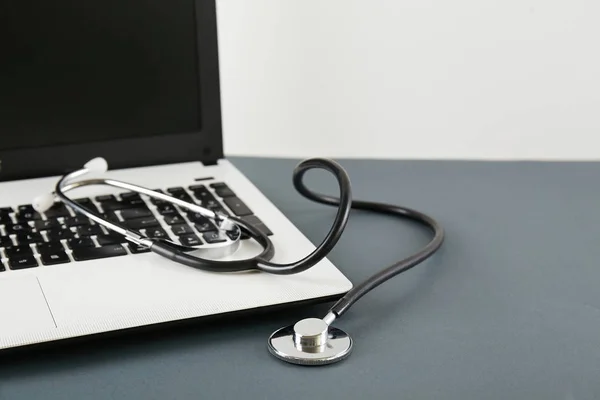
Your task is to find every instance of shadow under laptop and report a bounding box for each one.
[0,221,451,379]
[0,299,332,378]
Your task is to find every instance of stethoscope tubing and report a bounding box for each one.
[47,157,444,321]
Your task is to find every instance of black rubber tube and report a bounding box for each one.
[255,158,352,274]
[265,158,445,317]
[328,202,444,317]
[91,156,444,318]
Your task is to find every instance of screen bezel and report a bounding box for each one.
[0,0,224,182]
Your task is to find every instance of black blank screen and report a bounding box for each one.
[0,0,201,151]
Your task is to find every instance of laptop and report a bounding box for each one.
[0,0,352,351]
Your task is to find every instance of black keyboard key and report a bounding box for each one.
[202,231,227,244]
[101,200,134,211]
[214,184,235,198]
[37,242,65,253]
[120,208,152,220]
[88,204,102,214]
[211,207,231,217]
[64,215,92,227]
[72,244,127,261]
[0,235,14,248]
[192,189,220,208]
[145,227,168,239]
[75,225,104,237]
[173,192,193,202]
[0,207,13,215]
[95,195,116,202]
[205,199,221,209]
[150,190,167,205]
[34,219,61,231]
[126,198,146,208]
[167,187,186,194]
[166,187,193,201]
[163,213,185,225]
[171,224,193,236]
[0,213,12,225]
[9,254,38,270]
[101,211,121,223]
[179,234,202,246]
[15,211,42,222]
[46,228,75,241]
[40,250,70,266]
[44,203,71,218]
[96,234,126,246]
[189,185,208,197]
[67,237,96,249]
[17,204,35,213]
[126,217,160,230]
[186,212,201,222]
[74,197,92,205]
[156,203,178,215]
[187,212,209,223]
[4,223,32,234]
[129,243,151,254]
[208,182,226,188]
[120,192,141,201]
[223,197,253,216]
[241,215,273,236]
[15,232,44,245]
[193,219,216,232]
[189,184,207,192]
[207,204,226,214]
[5,245,33,257]
[121,196,145,208]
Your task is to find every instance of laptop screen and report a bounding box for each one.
[0,0,201,151]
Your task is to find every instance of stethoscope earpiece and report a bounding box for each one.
[32,193,56,213]
[83,157,109,174]
[267,317,353,366]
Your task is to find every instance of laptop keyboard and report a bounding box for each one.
[0,182,273,272]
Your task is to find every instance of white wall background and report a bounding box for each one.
[215,0,600,160]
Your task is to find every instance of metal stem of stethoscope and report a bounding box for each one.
[34,157,445,367]
[33,157,243,259]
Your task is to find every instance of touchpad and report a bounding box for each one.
[0,276,56,337]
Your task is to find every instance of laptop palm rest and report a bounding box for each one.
[0,276,56,336]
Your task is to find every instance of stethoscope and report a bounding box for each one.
[33,156,445,366]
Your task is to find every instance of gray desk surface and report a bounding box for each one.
[2,157,599,399]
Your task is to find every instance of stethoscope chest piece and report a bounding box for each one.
[267,318,353,366]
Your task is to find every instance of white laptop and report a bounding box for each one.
[0,0,352,351]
